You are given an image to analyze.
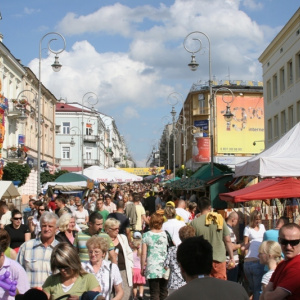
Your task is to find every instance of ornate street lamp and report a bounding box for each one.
[37,32,66,194]
[184,31,214,176]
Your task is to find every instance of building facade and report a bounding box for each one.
[259,8,300,148]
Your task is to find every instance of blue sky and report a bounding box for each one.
[0,0,299,166]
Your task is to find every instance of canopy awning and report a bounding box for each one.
[219,177,300,203]
[0,181,20,199]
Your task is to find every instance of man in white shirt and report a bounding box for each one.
[103,195,117,213]
[175,200,191,223]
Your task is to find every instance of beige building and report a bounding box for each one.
[259,8,300,148]
[160,81,264,172]
[0,35,58,199]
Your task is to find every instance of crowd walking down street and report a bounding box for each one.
[1,182,300,300]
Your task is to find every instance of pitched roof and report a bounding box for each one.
[56,103,90,113]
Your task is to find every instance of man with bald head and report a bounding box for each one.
[175,200,190,223]
[226,211,242,282]
[261,223,300,299]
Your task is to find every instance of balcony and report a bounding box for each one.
[113,157,121,163]
[83,159,100,166]
[83,135,100,142]
[6,148,27,163]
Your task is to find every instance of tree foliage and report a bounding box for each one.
[2,163,31,186]
[40,169,69,184]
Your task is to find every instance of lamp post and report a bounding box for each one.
[168,92,187,177]
[184,31,214,176]
[81,92,98,174]
[170,106,177,180]
[37,32,66,194]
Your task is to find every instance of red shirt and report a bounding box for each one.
[270,254,300,299]
[48,201,57,211]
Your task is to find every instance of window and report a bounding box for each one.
[274,115,279,138]
[62,122,70,134]
[288,106,294,130]
[266,80,271,103]
[281,110,286,135]
[62,147,70,159]
[86,125,93,135]
[280,67,285,93]
[86,148,92,159]
[273,74,278,98]
[288,60,293,86]
[198,94,205,114]
[267,119,273,141]
[297,101,300,123]
[296,52,300,80]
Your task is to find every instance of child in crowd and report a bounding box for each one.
[132,233,146,300]
[258,240,282,293]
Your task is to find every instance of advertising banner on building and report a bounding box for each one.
[192,137,210,162]
[121,167,165,176]
[194,120,209,137]
[216,95,264,154]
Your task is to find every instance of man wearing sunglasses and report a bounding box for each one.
[261,223,300,300]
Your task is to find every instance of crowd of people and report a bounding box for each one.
[0,182,300,300]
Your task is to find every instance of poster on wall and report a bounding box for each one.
[216,95,264,154]
[192,137,210,162]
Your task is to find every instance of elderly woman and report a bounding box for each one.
[4,209,30,252]
[56,213,78,245]
[82,236,124,300]
[104,218,133,300]
[42,242,101,300]
[141,213,169,300]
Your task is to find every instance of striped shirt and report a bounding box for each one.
[16,237,59,288]
[73,230,114,262]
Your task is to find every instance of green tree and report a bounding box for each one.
[40,169,69,184]
[2,163,31,186]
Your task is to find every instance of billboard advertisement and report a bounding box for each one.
[216,95,264,154]
[192,136,210,162]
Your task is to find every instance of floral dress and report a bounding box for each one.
[142,231,168,279]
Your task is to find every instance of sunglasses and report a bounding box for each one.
[13,217,22,220]
[278,238,300,246]
[39,209,45,211]
[57,265,70,271]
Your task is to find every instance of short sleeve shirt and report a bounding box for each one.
[243,224,265,259]
[4,224,30,248]
[42,273,99,299]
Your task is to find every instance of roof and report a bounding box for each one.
[55,172,92,182]
[56,103,91,113]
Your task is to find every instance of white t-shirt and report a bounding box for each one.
[244,223,266,259]
[261,270,274,286]
[175,208,191,223]
[162,218,185,246]
[73,209,89,224]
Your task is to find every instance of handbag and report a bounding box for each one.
[165,230,175,249]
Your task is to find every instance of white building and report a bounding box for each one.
[259,8,300,148]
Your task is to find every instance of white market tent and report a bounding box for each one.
[234,122,300,178]
[78,166,143,183]
[0,181,20,199]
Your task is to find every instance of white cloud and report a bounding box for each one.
[24,7,40,15]
[242,0,263,10]
[123,107,140,119]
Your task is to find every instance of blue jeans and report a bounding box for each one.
[243,260,264,300]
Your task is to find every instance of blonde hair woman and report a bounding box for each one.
[258,241,282,291]
[82,236,124,300]
[105,218,133,300]
[56,213,77,245]
[42,242,101,299]
[243,210,266,300]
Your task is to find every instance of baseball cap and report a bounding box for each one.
[166,201,175,208]
[133,231,142,239]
